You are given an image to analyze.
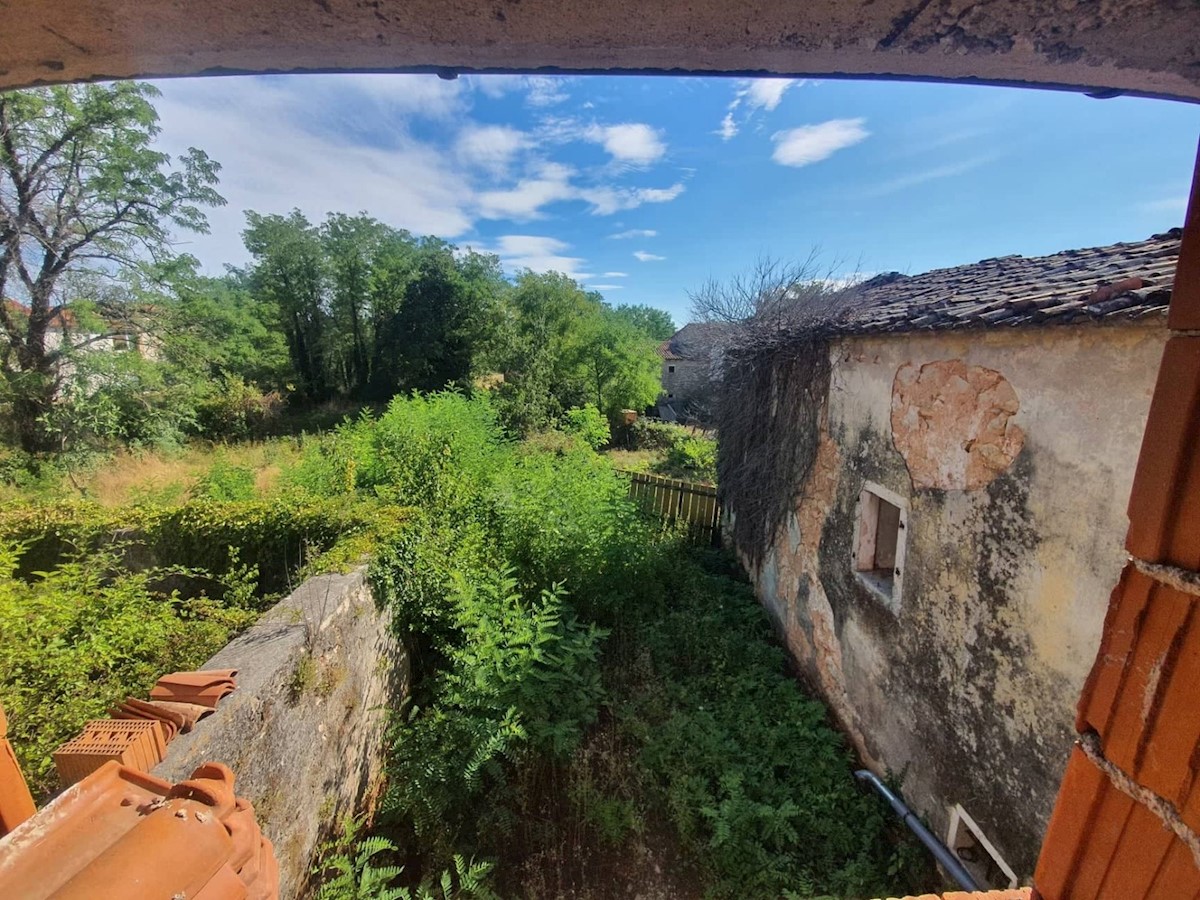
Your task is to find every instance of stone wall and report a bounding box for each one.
[154,567,406,900]
[661,358,713,414]
[739,321,1167,882]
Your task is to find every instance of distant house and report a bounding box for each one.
[720,230,1179,886]
[2,300,159,366]
[655,322,731,420]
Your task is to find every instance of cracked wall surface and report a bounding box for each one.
[741,321,1166,879]
[2,1,1200,100]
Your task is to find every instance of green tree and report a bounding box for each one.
[0,82,223,451]
[242,210,329,400]
[576,308,662,417]
[322,213,389,395]
[495,271,596,432]
[611,303,675,341]
[166,272,291,390]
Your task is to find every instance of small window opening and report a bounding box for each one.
[946,804,1018,889]
[852,482,907,607]
[668,364,675,373]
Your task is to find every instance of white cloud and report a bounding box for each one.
[525,76,571,107]
[150,76,475,270]
[578,182,684,216]
[487,234,589,279]
[634,250,665,262]
[466,74,571,107]
[771,119,869,167]
[718,78,801,140]
[610,229,657,240]
[602,271,628,277]
[588,284,624,291]
[476,161,576,220]
[584,123,666,165]
[541,118,668,167]
[717,112,738,141]
[455,124,529,178]
[862,154,998,196]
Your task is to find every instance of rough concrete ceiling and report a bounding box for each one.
[1,1,1199,101]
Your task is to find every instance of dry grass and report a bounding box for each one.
[602,449,662,474]
[37,441,305,506]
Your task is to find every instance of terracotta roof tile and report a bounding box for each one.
[0,761,280,899]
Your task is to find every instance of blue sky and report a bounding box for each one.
[151,73,1199,326]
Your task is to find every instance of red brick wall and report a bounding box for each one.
[1033,141,1200,899]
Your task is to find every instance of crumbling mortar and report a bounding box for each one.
[1078,730,1200,869]
[1131,556,1200,598]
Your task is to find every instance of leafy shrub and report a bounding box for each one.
[314,816,496,900]
[614,551,918,896]
[197,458,257,501]
[195,376,282,440]
[627,418,686,451]
[660,433,718,483]
[625,419,718,483]
[0,496,402,594]
[322,391,921,896]
[0,543,257,798]
[561,405,610,450]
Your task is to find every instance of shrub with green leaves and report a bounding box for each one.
[197,458,256,501]
[0,543,258,798]
[560,404,610,450]
[313,816,497,900]
[348,391,924,897]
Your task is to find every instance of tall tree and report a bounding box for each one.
[611,303,675,341]
[0,82,222,451]
[322,212,388,394]
[242,210,328,400]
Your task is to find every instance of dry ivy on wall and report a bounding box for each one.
[716,334,833,568]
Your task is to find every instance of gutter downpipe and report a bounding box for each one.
[854,770,983,892]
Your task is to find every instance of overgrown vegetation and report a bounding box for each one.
[291,392,927,898]
[0,543,260,797]
[609,418,718,484]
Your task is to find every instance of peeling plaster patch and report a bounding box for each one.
[891,359,1025,490]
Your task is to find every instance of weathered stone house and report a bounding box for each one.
[724,230,1180,886]
[656,322,729,420]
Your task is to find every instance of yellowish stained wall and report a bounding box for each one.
[746,321,1167,880]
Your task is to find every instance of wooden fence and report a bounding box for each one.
[623,471,722,546]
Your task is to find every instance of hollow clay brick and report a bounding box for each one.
[1035,747,1107,898]
[1126,337,1200,566]
[1167,144,1200,332]
[53,719,166,786]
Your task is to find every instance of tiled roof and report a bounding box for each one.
[837,229,1179,335]
[657,321,737,360]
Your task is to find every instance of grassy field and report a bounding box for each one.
[0,440,306,506]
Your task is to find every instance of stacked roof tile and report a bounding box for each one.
[838,230,1179,335]
[0,760,279,899]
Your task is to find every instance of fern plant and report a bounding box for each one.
[313,817,496,900]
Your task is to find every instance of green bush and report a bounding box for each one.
[197,458,257,501]
[344,391,923,896]
[0,543,258,798]
[0,496,402,594]
[561,404,610,450]
[615,552,918,896]
[660,433,718,483]
[313,816,497,900]
[195,376,282,440]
